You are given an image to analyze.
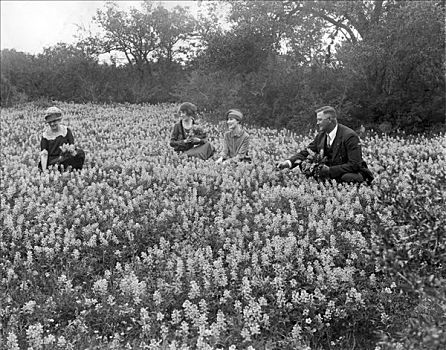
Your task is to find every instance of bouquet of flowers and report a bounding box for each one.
[185,126,206,144]
[60,143,77,156]
[57,143,77,163]
[47,144,77,166]
[299,148,328,180]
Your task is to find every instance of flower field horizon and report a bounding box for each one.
[1,102,445,349]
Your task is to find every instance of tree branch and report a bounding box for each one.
[342,12,364,38]
[371,0,384,25]
[282,1,304,21]
[316,12,358,44]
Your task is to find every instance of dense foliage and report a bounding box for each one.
[0,44,185,105]
[1,1,444,132]
[1,103,445,349]
[179,0,445,132]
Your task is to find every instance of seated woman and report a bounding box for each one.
[39,106,85,171]
[170,102,215,160]
[216,109,251,163]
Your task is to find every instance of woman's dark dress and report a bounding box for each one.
[39,126,85,170]
[170,120,215,160]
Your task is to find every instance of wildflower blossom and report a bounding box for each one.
[6,332,20,350]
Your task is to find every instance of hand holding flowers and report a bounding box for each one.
[54,143,77,164]
[299,148,328,180]
[185,127,205,145]
[60,143,77,157]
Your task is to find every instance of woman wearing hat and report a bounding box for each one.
[39,106,85,171]
[170,102,215,160]
[216,109,251,163]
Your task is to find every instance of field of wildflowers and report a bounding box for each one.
[1,103,445,349]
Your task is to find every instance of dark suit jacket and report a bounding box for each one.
[288,124,369,179]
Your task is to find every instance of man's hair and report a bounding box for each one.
[315,106,337,120]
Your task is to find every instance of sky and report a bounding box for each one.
[0,1,201,55]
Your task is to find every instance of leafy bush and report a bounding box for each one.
[335,1,445,132]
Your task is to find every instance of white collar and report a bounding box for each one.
[327,124,338,144]
[43,125,68,140]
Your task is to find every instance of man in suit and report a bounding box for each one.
[277,106,373,184]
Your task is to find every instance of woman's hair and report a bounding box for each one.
[178,102,197,117]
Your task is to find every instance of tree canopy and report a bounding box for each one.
[1,0,444,132]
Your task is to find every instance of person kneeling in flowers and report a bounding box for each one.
[215,109,251,163]
[276,105,373,184]
[39,106,85,171]
[170,102,215,160]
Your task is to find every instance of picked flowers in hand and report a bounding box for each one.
[299,148,328,179]
[185,126,206,143]
[60,143,77,157]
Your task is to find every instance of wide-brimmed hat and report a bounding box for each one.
[226,109,243,122]
[44,106,62,123]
